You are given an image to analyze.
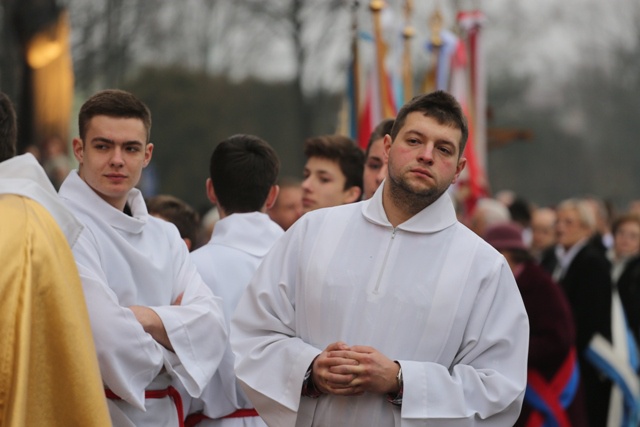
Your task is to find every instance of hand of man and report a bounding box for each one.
[326,345,400,396]
[129,305,174,351]
[311,342,361,396]
[173,292,184,305]
[312,343,400,397]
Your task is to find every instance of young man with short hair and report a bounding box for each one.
[232,91,529,426]
[58,89,227,427]
[184,134,283,426]
[301,134,364,213]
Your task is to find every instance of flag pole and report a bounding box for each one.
[369,0,394,119]
[421,6,443,94]
[401,0,414,102]
[351,0,361,138]
[336,0,361,138]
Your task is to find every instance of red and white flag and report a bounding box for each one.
[449,10,489,217]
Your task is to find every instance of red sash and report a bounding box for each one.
[223,408,259,418]
[524,349,578,427]
[184,408,259,427]
[105,386,185,427]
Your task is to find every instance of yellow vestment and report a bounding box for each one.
[0,194,111,426]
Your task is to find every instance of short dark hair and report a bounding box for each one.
[210,134,280,214]
[78,89,152,143]
[303,134,364,192]
[0,92,17,162]
[390,90,468,156]
[365,118,394,158]
[146,194,200,245]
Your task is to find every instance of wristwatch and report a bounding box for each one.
[386,361,404,406]
[395,362,403,390]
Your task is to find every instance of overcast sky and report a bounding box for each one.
[482,0,638,102]
[233,0,639,100]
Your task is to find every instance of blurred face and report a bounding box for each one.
[556,207,591,249]
[628,201,640,217]
[268,185,303,230]
[468,207,489,238]
[531,209,557,251]
[614,220,640,258]
[73,115,152,210]
[385,112,465,205]
[301,157,359,213]
[363,138,387,199]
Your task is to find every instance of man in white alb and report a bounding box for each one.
[59,89,227,427]
[231,91,530,427]
[183,134,283,427]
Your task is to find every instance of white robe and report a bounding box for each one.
[231,184,529,427]
[0,153,81,244]
[186,212,283,427]
[59,170,227,427]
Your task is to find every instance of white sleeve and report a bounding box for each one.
[74,226,228,409]
[73,231,164,410]
[150,237,228,399]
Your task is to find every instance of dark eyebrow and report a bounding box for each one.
[90,137,144,146]
[404,130,456,145]
[90,137,115,145]
[404,130,426,138]
[304,165,336,177]
[123,141,144,147]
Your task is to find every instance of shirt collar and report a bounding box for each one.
[362,181,458,233]
[207,212,284,257]
[62,170,148,234]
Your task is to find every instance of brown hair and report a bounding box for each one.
[78,89,152,143]
[365,118,394,158]
[611,213,640,236]
[146,194,200,245]
[390,90,468,156]
[304,134,364,192]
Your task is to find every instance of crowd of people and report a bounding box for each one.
[1,87,640,427]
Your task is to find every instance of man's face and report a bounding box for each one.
[556,207,590,249]
[363,138,388,200]
[531,209,557,251]
[301,157,358,213]
[385,112,465,202]
[268,185,303,230]
[73,115,152,210]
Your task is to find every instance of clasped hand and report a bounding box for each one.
[311,341,400,397]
